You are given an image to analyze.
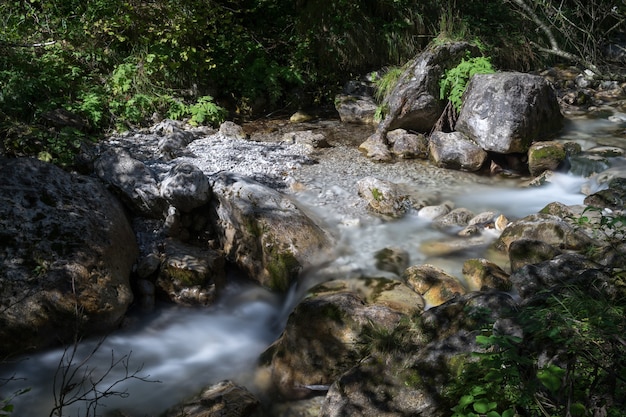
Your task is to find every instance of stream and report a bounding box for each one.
[1,112,625,417]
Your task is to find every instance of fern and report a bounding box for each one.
[440,56,495,111]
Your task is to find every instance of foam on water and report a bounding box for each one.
[1,281,283,416]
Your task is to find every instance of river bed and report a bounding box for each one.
[1,113,624,416]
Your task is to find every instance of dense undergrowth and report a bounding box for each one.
[2,0,623,167]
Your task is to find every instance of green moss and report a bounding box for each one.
[320,303,345,322]
[266,249,300,292]
[244,218,263,238]
[371,187,383,202]
[166,264,205,286]
[530,145,566,162]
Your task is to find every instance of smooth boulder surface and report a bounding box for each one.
[0,157,137,356]
[456,72,563,154]
[210,172,333,292]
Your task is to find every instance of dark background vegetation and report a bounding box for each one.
[0,0,624,162]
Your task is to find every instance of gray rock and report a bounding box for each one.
[359,41,479,160]
[334,94,378,125]
[163,380,259,417]
[156,238,225,306]
[0,157,137,356]
[210,172,333,291]
[432,207,476,230]
[219,120,247,140]
[429,131,488,172]
[357,176,411,218]
[493,213,596,254]
[387,129,430,159]
[260,277,423,399]
[456,72,563,154]
[160,162,211,212]
[95,148,168,218]
[509,253,598,298]
[508,239,562,273]
[282,130,330,148]
[527,140,566,176]
[156,125,195,160]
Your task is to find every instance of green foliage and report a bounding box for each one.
[1,387,30,416]
[440,56,495,111]
[371,66,404,121]
[189,96,227,127]
[447,275,626,417]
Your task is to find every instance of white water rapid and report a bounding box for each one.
[1,115,623,417]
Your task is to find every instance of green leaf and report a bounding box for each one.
[457,394,475,408]
[501,409,515,417]
[473,399,497,413]
[537,365,565,393]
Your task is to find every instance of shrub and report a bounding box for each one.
[448,276,626,417]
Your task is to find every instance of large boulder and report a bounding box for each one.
[95,148,168,218]
[319,291,517,417]
[260,277,424,399]
[359,41,479,161]
[209,172,333,292]
[0,157,137,356]
[456,72,563,154]
[163,380,260,417]
[493,213,596,255]
[159,162,211,212]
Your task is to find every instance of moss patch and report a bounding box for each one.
[266,248,300,292]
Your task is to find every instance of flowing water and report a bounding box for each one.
[1,114,624,417]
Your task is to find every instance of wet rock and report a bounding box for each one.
[417,201,453,220]
[136,279,156,311]
[261,277,422,399]
[160,162,211,212]
[210,172,332,292]
[334,94,378,125]
[420,234,495,257]
[429,131,488,172]
[586,146,625,158]
[163,380,260,417]
[508,239,562,272]
[156,238,225,306]
[527,140,567,176]
[403,264,466,306]
[266,396,325,417]
[493,213,596,254]
[357,176,411,218]
[432,207,475,230]
[584,177,626,210]
[95,148,168,218]
[387,129,430,159]
[569,154,610,178]
[462,258,511,291]
[509,253,599,298]
[136,252,161,278]
[456,72,563,154]
[374,247,410,275]
[0,157,137,356]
